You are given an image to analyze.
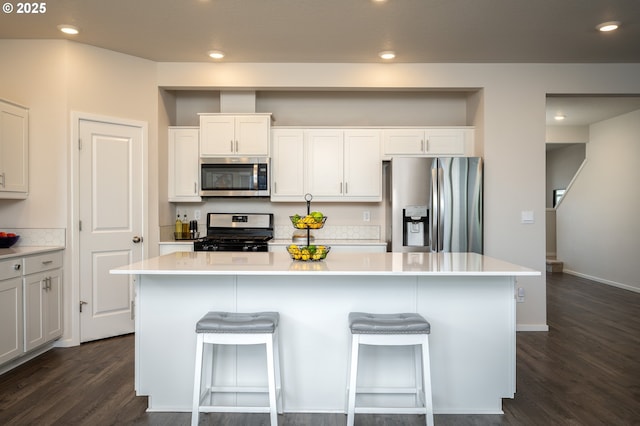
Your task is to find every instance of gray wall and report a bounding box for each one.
[557,109,640,292]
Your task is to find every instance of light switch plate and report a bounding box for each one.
[521,210,534,224]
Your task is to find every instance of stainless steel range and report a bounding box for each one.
[193,213,273,252]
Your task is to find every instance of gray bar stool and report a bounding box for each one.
[191,311,283,426]
[346,312,434,426]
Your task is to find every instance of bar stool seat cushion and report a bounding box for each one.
[196,311,279,334]
[349,312,430,334]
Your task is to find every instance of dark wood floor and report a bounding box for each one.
[1,272,639,425]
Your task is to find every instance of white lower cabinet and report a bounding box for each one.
[23,251,63,352]
[0,258,23,365]
[159,243,194,255]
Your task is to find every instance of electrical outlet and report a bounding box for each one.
[516,287,525,303]
[363,211,370,222]
[194,210,201,220]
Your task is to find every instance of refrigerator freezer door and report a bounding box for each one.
[390,157,433,252]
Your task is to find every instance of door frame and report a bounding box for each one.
[66,111,148,347]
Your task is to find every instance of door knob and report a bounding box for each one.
[132,236,143,243]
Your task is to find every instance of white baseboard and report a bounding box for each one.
[516,324,549,332]
[563,269,640,294]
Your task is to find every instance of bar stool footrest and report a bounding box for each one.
[356,386,425,394]
[355,407,429,415]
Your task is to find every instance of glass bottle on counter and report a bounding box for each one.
[175,214,182,238]
[182,214,189,236]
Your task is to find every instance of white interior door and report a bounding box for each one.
[79,119,143,342]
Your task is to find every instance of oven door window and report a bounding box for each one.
[202,164,256,190]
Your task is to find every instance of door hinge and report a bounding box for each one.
[79,220,82,231]
[131,300,135,320]
[79,300,88,313]
[78,138,82,150]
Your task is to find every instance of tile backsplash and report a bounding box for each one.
[4,228,66,247]
[160,224,380,241]
[275,225,380,240]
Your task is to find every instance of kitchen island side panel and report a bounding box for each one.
[236,274,418,411]
[134,273,515,414]
[135,274,237,409]
[416,275,516,413]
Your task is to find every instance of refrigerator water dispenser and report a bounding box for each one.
[402,205,428,247]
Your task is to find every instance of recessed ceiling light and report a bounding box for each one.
[596,21,620,32]
[554,114,566,121]
[207,50,225,59]
[57,25,79,35]
[379,51,395,60]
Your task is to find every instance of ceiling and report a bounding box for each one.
[1,0,639,64]
[546,96,640,126]
[1,0,639,126]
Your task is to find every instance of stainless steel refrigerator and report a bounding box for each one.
[387,157,483,253]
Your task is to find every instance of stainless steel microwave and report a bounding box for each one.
[200,157,270,197]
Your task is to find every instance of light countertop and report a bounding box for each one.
[111,251,540,277]
[0,246,65,261]
[158,239,387,246]
[269,238,386,246]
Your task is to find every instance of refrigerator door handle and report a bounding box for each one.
[437,166,445,252]
[430,166,439,251]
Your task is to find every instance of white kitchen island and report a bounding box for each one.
[111,251,539,415]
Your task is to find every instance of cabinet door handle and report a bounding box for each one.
[0,172,4,188]
[194,182,197,194]
[345,182,348,194]
[13,263,21,271]
[421,140,425,152]
[235,140,239,152]
[230,140,234,153]
[42,260,53,265]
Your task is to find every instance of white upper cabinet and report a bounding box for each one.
[382,127,473,157]
[0,99,29,198]
[343,130,382,199]
[168,127,201,202]
[270,129,306,202]
[306,130,344,198]
[199,114,271,157]
[306,129,381,202]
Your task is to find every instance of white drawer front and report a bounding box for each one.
[23,251,63,275]
[0,258,23,280]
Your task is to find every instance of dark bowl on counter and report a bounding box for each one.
[0,235,20,248]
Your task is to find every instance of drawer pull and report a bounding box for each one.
[14,263,21,270]
[42,260,54,265]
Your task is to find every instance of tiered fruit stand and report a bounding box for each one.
[287,194,330,261]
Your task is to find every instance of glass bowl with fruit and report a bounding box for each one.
[0,232,20,248]
[290,211,326,229]
[286,244,331,261]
